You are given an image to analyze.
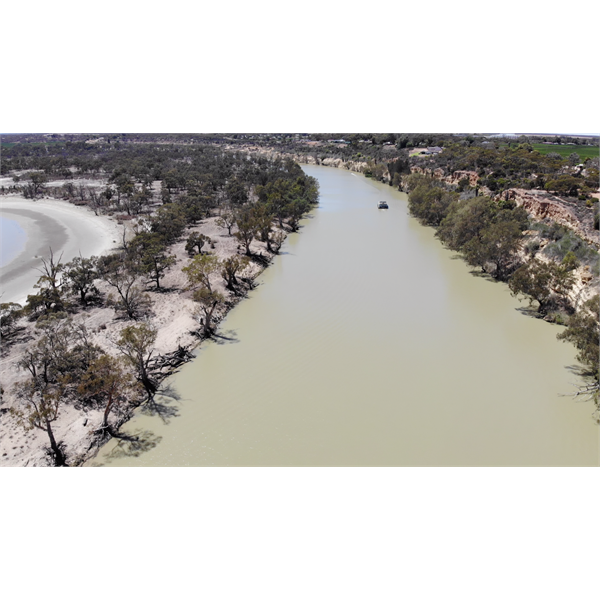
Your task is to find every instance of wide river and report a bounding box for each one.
[90,166,599,466]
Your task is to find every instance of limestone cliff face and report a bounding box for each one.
[409,166,479,187]
[520,235,597,310]
[505,188,599,248]
[446,170,480,186]
[301,155,369,174]
[568,265,596,308]
[410,166,444,180]
[222,144,369,176]
[408,167,599,248]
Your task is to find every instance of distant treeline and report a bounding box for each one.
[421,143,599,198]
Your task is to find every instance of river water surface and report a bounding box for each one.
[90,166,599,466]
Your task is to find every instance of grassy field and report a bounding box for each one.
[1,140,65,149]
[531,143,599,160]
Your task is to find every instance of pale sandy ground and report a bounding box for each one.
[0,194,122,305]
[0,175,105,189]
[0,190,283,466]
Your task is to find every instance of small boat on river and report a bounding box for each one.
[378,200,389,209]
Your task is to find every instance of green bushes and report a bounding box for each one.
[508,260,574,314]
[436,196,495,251]
[544,175,582,197]
[527,220,599,275]
[408,185,456,227]
[529,220,564,241]
[363,160,387,181]
[557,295,600,379]
[430,190,528,279]
[461,220,523,279]
[542,227,598,267]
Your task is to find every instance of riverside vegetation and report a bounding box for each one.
[0,133,598,465]
[0,140,319,466]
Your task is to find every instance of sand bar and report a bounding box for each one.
[0,195,122,305]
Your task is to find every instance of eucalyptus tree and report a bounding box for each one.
[151,204,187,243]
[508,260,574,314]
[12,377,68,466]
[193,288,225,337]
[140,245,176,290]
[221,255,250,291]
[257,178,292,227]
[12,316,103,466]
[129,232,175,290]
[286,198,310,232]
[436,196,497,251]
[77,355,139,433]
[63,255,99,306]
[183,254,221,292]
[116,323,158,400]
[25,171,48,198]
[0,302,22,338]
[557,295,600,378]
[225,177,248,205]
[462,220,523,280]
[234,207,257,255]
[98,253,149,319]
[26,249,65,315]
[251,203,276,251]
[216,210,236,235]
[185,232,211,256]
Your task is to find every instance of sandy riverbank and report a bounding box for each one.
[0,195,122,305]
[0,200,287,466]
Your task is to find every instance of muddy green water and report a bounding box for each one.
[90,166,599,466]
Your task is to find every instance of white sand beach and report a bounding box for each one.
[0,195,122,305]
